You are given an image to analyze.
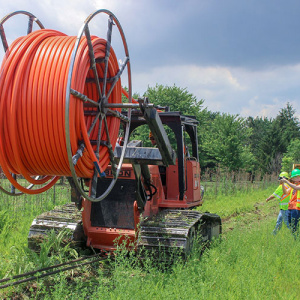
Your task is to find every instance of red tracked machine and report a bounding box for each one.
[0,10,221,256]
[29,108,222,255]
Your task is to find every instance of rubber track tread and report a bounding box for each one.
[28,203,84,250]
[138,210,203,251]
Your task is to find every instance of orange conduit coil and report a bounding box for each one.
[0,29,122,194]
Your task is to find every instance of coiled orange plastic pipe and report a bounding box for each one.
[0,29,122,194]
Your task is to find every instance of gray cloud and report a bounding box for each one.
[126,0,300,70]
[1,0,300,118]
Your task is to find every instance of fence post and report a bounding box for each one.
[53,184,56,205]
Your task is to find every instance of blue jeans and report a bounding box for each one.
[273,209,289,234]
[287,209,300,235]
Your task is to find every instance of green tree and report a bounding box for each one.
[130,83,206,150]
[281,138,300,172]
[246,104,300,174]
[246,116,274,173]
[202,113,254,171]
[196,109,220,169]
[272,103,300,155]
[143,84,222,169]
[144,84,204,116]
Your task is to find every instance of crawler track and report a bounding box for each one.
[28,203,222,257]
[138,209,222,256]
[28,203,85,251]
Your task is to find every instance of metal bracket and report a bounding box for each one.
[131,164,148,211]
[138,98,175,166]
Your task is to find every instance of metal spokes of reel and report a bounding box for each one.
[0,10,44,52]
[65,9,132,202]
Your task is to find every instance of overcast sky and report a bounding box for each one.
[1,0,300,119]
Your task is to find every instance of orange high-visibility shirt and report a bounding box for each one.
[288,185,300,210]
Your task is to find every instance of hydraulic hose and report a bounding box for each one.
[0,29,122,194]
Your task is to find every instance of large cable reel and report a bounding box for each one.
[0,11,51,196]
[0,10,132,201]
[66,9,132,202]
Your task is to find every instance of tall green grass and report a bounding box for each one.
[25,219,297,300]
[0,182,71,279]
[0,176,292,299]
[201,183,277,221]
[202,168,277,203]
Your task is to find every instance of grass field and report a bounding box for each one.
[0,178,298,299]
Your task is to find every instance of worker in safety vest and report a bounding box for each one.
[266,171,290,234]
[280,169,300,235]
[149,131,157,146]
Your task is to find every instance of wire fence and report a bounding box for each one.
[201,167,278,196]
[0,167,279,208]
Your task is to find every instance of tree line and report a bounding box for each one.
[132,84,300,175]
